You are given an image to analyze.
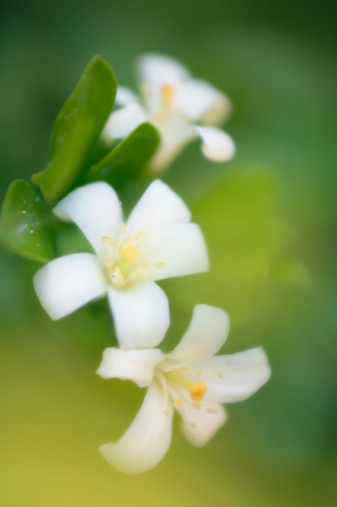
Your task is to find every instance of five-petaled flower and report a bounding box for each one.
[97,304,271,474]
[33,180,208,349]
[102,54,235,172]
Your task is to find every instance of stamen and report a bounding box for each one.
[196,369,203,376]
[161,85,175,102]
[216,373,224,379]
[192,403,201,410]
[189,382,207,402]
[109,267,125,286]
[136,231,146,241]
[162,410,170,417]
[207,408,217,414]
[155,261,166,269]
[173,398,183,409]
[120,222,129,234]
[102,236,116,246]
[188,422,196,428]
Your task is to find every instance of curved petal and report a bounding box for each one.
[100,381,173,474]
[172,385,227,447]
[138,53,189,89]
[195,126,235,162]
[115,86,141,107]
[53,182,122,259]
[102,103,148,143]
[169,305,230,362]
[142,223,209,282]
[127,180,191,236]
[175,79,232,125]
[33,253,106,320]
[96,347,164,388]
[107,281,169,349]
[194,347,271,403]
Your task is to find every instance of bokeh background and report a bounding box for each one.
[1,0,336,506]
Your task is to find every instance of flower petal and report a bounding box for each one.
[33,253,106,320]
[142,223,209,281]
[102,103,148,143]
[138,53,189,89]
[195,347,271,403]
[107,281,169,349]
[53,182,122,259]
[100,381,173,474]
[96,347,164,388]
[175,79,232,125]
[195,126,235,162]
[171,385,227,447]
[169,305,230,362]
[127,180,191,236]
[115,86,141,107]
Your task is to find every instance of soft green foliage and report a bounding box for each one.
[32,56,117,203]
[0,180,54,263]
[85,122,160,187]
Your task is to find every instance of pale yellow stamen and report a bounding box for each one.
[162,410,170,417]
[207,408,217,414]
[136,231,146,241]
[155,261,166,269]
[173,398,183,409]
[216,372,224,379]
[161,85,175,102]
[189,382,207,402]
[102,236,116,246]
[119,243,140,263]
[192,403,201,410]
[121,222,129,234]
[109,267,125,286]
[188,422,196,428]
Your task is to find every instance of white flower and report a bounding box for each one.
[33,181,208,349]
[102,54,235,172]
[97,304,271,474]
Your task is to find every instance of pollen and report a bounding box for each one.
[155,261,166,269]
[188,422,196,428]
[161,84,175,102]
[173,398,183,409]
[216,372,224,379]
[119,243,140,263]
[189,381,207,402]
[102,236,116,246]
[162,410,170,417]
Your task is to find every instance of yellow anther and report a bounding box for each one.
[161,84,175,101]
[173,398,183,409]
[216,372,224,379]
[109,267,125,286]
[192,403,201,410]
[188,422,196,428]
[207,408,217,414]
[136,230,146,241]
[119,243,140,263]
[162,410,170,417]
[189,381,207,402]
[155,261,166,269]
[120,222,129,234]
[102,236,116,246]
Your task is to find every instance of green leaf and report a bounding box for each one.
[0,180,55,263]
[84,122,160,187]
[32,56,117,203]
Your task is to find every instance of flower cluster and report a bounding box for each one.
[32,54,270,474]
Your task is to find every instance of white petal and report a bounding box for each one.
[53,182,122,258]
[195,347,271,403]
[171,385,227,447]
[149,115,196,173]
[115,86,141,106]
[102,103,148,143]
[169,305,230,362]
[196,126,235,162]
[175,79,232,125]
[138,53,189,89]
[33,253,106,320]
[127,180,191,236]
[107,281,169,349]
[142,223,209,282]
[100,381,173,474]
[96,347,164,388]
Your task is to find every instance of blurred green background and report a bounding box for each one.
[1,0,336,506]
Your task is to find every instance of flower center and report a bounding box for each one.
[161,84,175,103]
[102,223,166,289]
[164,370,207,402]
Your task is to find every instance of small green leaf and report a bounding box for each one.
[0,180,55,263]
[84,122,160,187]
[32,56,117,203]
